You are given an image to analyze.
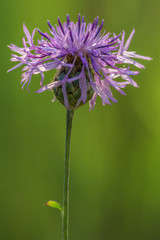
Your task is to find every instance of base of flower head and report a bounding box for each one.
[53,56,94,110]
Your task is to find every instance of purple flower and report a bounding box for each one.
[8,14,152,110]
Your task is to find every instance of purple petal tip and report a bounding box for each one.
[47,20,52,29]
[66,14,70,25]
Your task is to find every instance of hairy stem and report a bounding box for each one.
[62,109,74,240]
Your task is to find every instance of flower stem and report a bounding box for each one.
[62,109,74,240]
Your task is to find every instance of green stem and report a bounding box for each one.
[62,109,74,240]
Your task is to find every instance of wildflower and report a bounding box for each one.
[8,14,152,110]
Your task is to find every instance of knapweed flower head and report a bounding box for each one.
[8,14,152,110]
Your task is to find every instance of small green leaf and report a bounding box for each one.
[44,201,62,212]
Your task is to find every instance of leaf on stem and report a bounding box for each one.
[44,200,62,212]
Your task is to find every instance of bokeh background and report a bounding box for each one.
[1,0,160,239]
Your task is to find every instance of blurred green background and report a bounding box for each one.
[1,0,160,239]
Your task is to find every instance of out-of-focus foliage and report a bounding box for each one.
[0,0,159,240]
